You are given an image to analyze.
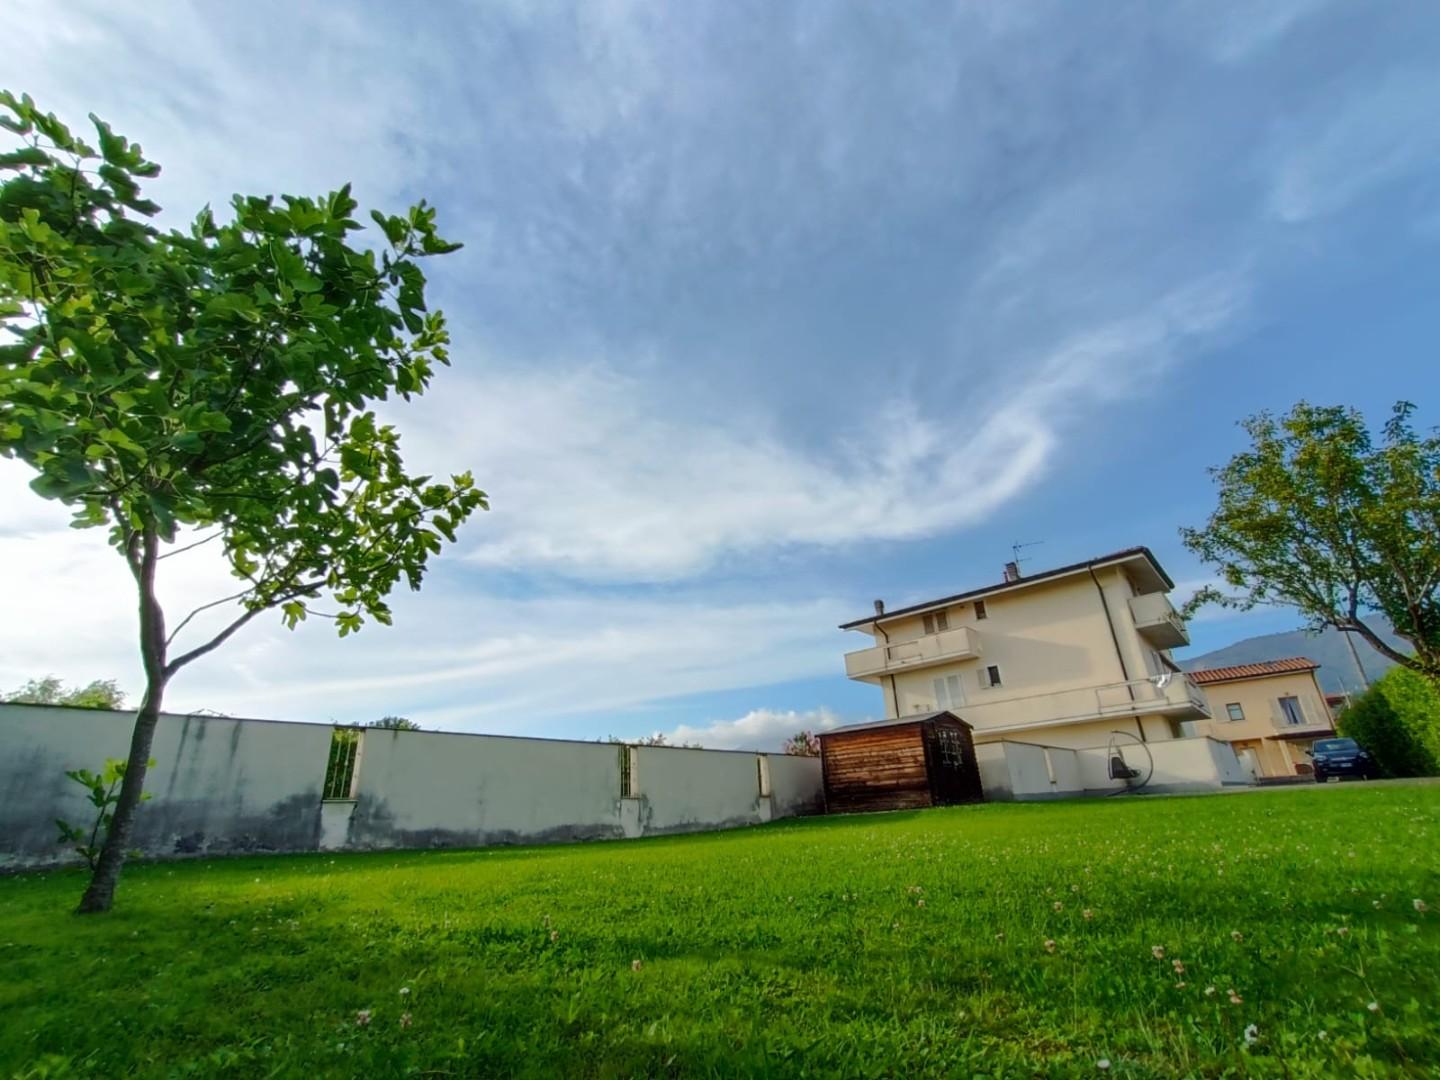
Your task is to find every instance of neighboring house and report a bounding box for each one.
[1185,658,1334,779]
[840,547,1212,750]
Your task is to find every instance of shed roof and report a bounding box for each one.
[1185,657,1320,686]
[818,711,971,738]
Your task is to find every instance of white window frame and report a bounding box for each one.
[1278,696,1305,726]
[932,672,966,710]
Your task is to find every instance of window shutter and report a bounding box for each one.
[936,610,949,632]
[923,613,935,635]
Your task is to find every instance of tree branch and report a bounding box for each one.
[157,530,222,560]
[1337,606,1419,673]
[164,588,254,647]
[163,583,320,677]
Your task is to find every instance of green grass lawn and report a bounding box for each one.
[2,785,1438,1079]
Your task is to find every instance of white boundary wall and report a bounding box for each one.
[977,735,1251,801]
[0,704,824,869]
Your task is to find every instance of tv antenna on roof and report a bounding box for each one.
[1011,540,1044,570]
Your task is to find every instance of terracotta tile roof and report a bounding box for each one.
[1185,657,1320,685]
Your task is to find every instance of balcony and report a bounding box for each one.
[844,626,982,681]
[962,673,1212,735]
[1268,698,1334,738]
[1129,592,1189,648]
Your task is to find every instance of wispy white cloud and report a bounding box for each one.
[1268,68,1440,224]
[413,273,1247,582]
[2,1,1432,737]
[0,484,850,729]
[666,707,845,752]
[1176,0,1333,64]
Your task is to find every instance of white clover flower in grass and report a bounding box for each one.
[1053,901,1064,912]
[1231,930,1243,942]
[1044,939,1057,954]
[1096,1058,1111,1071]
[1367,1001,1380,1013]
[1243,1024,1259,1046]
[1414,898,1429,913]
[631,959,643,971]
[399,1012,412,1029]
[1204,986,1217,997]
[1317,1030,1328,1041]
[355,1009,372,1027]
[1151,945,1165,960]
[399,986,410,996]
[1228,989,1243,1005]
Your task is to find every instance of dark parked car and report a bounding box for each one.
[1311,737,1376,782]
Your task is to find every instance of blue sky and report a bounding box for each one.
[2,1,1438,748]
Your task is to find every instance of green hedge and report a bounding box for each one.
[1337,667,1440,777]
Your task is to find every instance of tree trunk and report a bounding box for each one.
[74,681,165,913]
[76,526,167,915]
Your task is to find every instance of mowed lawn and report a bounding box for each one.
[2,785,1438,1078]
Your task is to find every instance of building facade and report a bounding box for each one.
[840,548,1212,751]
[1184,658,1334,779]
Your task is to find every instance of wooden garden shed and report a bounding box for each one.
[819,711,984,814]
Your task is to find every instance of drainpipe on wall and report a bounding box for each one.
[1089,566,1145,742]
[872,601,898,718]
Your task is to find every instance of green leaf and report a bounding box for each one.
[370,209,408,246]
[0,147,50,168]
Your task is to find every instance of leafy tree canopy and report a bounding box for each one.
[1337,667,1440,778]
[368,715,421,731]
[0,92,484,912]
[782,730,820,757]
[1181,401,1438,681]
[4,675,126,710]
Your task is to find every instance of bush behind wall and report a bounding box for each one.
[1337,667,1440,777]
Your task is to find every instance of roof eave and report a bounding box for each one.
[839,546,1173,631]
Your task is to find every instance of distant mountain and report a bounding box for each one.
[1178,619,1407,697]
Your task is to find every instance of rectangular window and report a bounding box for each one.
[1278,696,1305,726]
[932,673,966,710]
[322,727,361,800]
[620,745,639,797]
[974,600,988,620]
[922,610,949,635]
[983,664,1002,688]
[1226,703,1245,722]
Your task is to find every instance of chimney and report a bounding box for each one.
[1003,561,1021,583]
[873,599,885,616]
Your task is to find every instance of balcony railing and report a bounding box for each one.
[1128,592,1189,648]
[1270,699,1332,734]
[844,626,982,680]
[958,673,1211,733]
